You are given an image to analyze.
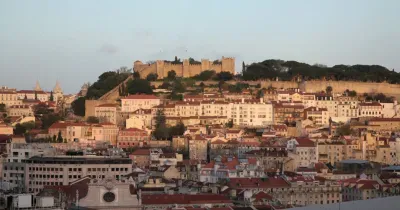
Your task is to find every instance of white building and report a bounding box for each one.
[287,137,318,168]
[228,98,274,127]
[358,102,382,118]
[121,94,160,113]
[23,156,132,194]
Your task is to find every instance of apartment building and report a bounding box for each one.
[189,135,208,161]
[0,87,21,107]
[49,121,119,144]
[315,93,337,117]
[117,127,149,148]
[8,105,34,117]
[318,140,358,165]
[337,102,359,118]
[304,107,329,126]
[22,156,132,194]
[200,100,229,116]
[2,143,57,188]
[302,93,316,108]
[94,103,120,125]
[17,90,49,102]
[273,102,304,124]
[175,101,200,117]
[287,138,318,168]
[229,99,274,127]
[0,123,13,135]
[341,178,397,201]
[121,94,160,112]
[152,104,176,117]
[91,122,119,145]
[359,102,383,118]
[126,108,153,129]
[199,156,260,183]
[228,176,341,206]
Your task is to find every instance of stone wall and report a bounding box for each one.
[134,57,235,79]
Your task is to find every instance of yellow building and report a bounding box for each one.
[94,103,120,125]
[0,123,13,135]
[0,87,21,107]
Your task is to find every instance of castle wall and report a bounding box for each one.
[133,57,236,79]
[210,64,222,73]
[189,64,202,77]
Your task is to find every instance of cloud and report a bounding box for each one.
[98,44,118,54]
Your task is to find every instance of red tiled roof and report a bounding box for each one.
[295,137,315,147]
[359,102,382,106]
[141,194,231,205]
[96,103,118,108]
[253,191,273,202]
[228,177,290,189]
[131,148,150,156]
[304,106,328,112]
[122,94,158,100]
[18,90,47,94]
[369,118,400,122]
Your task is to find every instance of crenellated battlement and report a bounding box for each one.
[134,56,235,79]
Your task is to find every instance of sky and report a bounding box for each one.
[0,0,399,93]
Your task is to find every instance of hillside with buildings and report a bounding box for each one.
[4,60,400,209]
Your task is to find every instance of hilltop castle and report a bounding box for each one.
[133,56,235,79]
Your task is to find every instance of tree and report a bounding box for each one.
[256,89,264,99]
[87,116,100,124]
[24,94,27,100]
[72,97,86,117]
[326,86,333,94]
[14,123,26,135]
[126,79,153,94]
[34,103,52,115]
[336,124,352,136]
[172,80,186,93]
[21,121,35,131]
[41,114,62,129]
[169,92,183,101]
[159,82,172,89]
[52,135,57,143]
[57,131,63,143]
[153,110,169,140]
[215,71,234,81]
[146,73,158,81]
[170,122,185,136]
[49,91,54,101]
[86,71,130,99]
[194,70,215,81]
[199,82,205,92]
[226,119,234,128]
[34,91,38,100]
[133,71,141,79]
[167,70,177,80]
[242,61,246,73]
[0,103,6,112]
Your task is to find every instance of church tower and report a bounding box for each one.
[34,81,42,91]
[53,80,63,94]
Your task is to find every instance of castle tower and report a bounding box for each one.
[34,81,42,91]
[221,57,235,74]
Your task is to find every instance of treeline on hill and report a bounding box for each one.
[242,59,399,83]
[72,67,132,116]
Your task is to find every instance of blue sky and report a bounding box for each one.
[0,0,399,93]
